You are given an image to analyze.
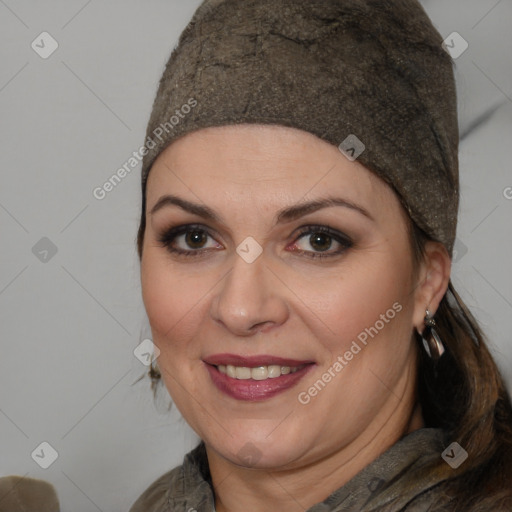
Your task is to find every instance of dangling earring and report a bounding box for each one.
[420,309,445,360]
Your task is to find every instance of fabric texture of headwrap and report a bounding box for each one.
[140,0,459,254]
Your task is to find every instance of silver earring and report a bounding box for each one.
[420,309,445,360]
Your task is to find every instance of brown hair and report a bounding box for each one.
[410,222,512,510]
[136,202,512,509]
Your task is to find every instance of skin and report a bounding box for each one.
[140,124,451,512]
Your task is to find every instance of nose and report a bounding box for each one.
[209,250,289,336]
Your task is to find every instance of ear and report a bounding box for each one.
[412,241,452,333]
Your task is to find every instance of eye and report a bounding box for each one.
[289,225,353,259]
[157,224,223,256]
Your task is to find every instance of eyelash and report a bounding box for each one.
[157,223,353,260]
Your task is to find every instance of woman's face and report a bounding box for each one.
[141,124,427,470]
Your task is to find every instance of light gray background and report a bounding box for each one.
[1,1,511,510]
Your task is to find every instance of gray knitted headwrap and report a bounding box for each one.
[140,0,459,254]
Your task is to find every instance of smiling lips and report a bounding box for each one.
[217,363,306,380]
[203,354,315,401]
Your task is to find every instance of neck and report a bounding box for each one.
[207,394,424,512]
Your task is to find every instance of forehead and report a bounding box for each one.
[145,124,398,215]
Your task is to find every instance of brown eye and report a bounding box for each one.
[290,225,353,259]
[186,230,208,249]
[157,224,223,256]
[309,233,332,252]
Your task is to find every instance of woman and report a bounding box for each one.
[130,0,512,510]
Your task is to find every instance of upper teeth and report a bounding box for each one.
[217,364,304,380]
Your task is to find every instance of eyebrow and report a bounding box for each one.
[149,194,373,224]
[150,195,220,222]
[276,197,373,223]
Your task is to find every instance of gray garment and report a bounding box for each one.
[129,428,456,512]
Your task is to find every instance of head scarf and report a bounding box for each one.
[141,0,459,254]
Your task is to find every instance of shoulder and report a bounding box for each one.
[401,482,512,512]
[399,486,454,512]
[129,442,211,512]
[128,467,180,512]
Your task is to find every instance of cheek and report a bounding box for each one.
[325,255,416,386]
[141,252,209,412]
[293,256,417,433]
[141,250,206,346]
[299,251,414,351]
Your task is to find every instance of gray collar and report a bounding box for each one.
[166,428,452,512]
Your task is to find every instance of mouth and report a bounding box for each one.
[216,363,307,380]
[203,354,315,401]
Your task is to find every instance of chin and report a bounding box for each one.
[208,428,309,470]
